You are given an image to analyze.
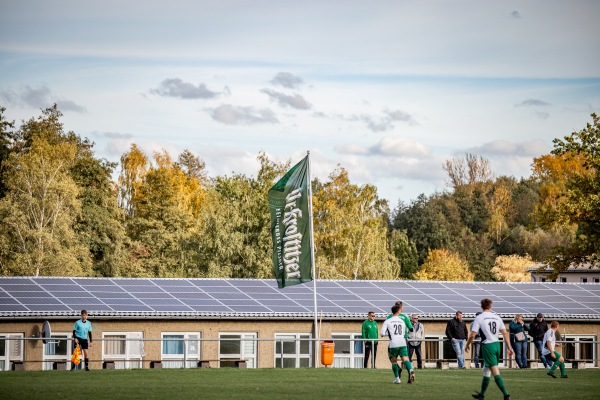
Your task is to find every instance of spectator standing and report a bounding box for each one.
[530,313,552,369]
[543,321,568,379]
[466,298,513,400]
[362,311,379,368]
[471,312,482,368]
[71,309,93,371]
[509,314,530,368]
[446,310,469,368]
[408,314,424,369]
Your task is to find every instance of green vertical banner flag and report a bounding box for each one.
[268,155,313,289]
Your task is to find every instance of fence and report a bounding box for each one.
[2,336,598,371]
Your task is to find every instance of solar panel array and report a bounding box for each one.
[1,277,600,319]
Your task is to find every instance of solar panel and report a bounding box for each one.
[1,277,600,318]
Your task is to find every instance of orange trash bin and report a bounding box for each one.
[320,340,335,366]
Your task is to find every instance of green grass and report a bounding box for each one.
[1,368,598,400]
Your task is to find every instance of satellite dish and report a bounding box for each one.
[42,321,51,344]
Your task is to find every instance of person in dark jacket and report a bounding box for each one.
[446,310,469,368]
[529,313,551,369]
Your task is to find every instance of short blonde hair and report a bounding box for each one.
[513,314,523,322]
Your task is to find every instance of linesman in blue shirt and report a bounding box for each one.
[72,309,93,370]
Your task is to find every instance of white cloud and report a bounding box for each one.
[260,89,311,110]
[209,104,279,125]
[150,78,221,99]
[270,72,304,89]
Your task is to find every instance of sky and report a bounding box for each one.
[1,1,599,205]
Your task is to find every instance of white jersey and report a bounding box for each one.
[380,315,408,348]
[470,311,505,344]
[541,328,556,355]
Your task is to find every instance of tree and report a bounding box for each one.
[414,248,474,281]
[443,153,493,190]
[547,113,600,269]
[0,135,90,276]
[492,254,536,282]
[313,167,399,280]
[388,229,419,279]
[393,194,459,264]
[0,107,16,199]
[531,152,588,229]
[123,148,207,277]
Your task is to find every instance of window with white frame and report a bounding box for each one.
[219,333,257,368]
[42,333,71,370]
[331,333,363,368]
[103,332,145,369]
[274,333,311,368]
[161,332,200,368]
[0,334,23,371]
[561,335,597,368]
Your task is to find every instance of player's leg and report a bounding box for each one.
[389,347,401,383]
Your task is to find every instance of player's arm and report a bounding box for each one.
[500,328,514,357]
[88,331,93,347]
[379,320,388,337]
[546,338,555,358]
[465,331,477,353]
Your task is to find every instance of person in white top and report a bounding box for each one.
[466,298,513,400]
[380,303,415,384]
[542,320,568,378]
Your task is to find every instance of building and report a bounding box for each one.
[1,277,599,371]
[530,263,600,283]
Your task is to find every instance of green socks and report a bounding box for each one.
[392,363,399,378]
[494,375,509,396]
[481,376,491,395]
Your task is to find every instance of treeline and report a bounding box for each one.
[0,105,598,280]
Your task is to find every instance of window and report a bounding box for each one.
[560,277,567,283]
[594,278,599,283]
[103,332,144,369]
[42,333,71,370]
[219,333,257,368]
[0,334,23,371]
[562,335,597,368]
[540,277,546,282]
[581,278,588,283]
[274,333,311,368]
[331,333,363,368]
[161,332,200,368]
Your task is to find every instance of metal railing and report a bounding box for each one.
[1,336,598,371]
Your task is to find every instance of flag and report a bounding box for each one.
[268,155,313,288]
[71,344,82,365]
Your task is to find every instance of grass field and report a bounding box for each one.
[1,368,598,400]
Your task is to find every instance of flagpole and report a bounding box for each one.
[306,150,319,368]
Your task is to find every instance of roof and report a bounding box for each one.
[528,262,600,273]
[1,277,600,321]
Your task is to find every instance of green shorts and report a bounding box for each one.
[481,342,501,367]
[388,346,408,359]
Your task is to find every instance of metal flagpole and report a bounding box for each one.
[306,150,319,368]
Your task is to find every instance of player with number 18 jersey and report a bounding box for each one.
[470,311,505,366]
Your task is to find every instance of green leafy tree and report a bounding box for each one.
[388,229,419,279]
[393,194,458,264]
[313,167,398,280]
[0,107,16,199]
[193,152,288,278]
[0,132,90,276]
[548,113,600,268]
